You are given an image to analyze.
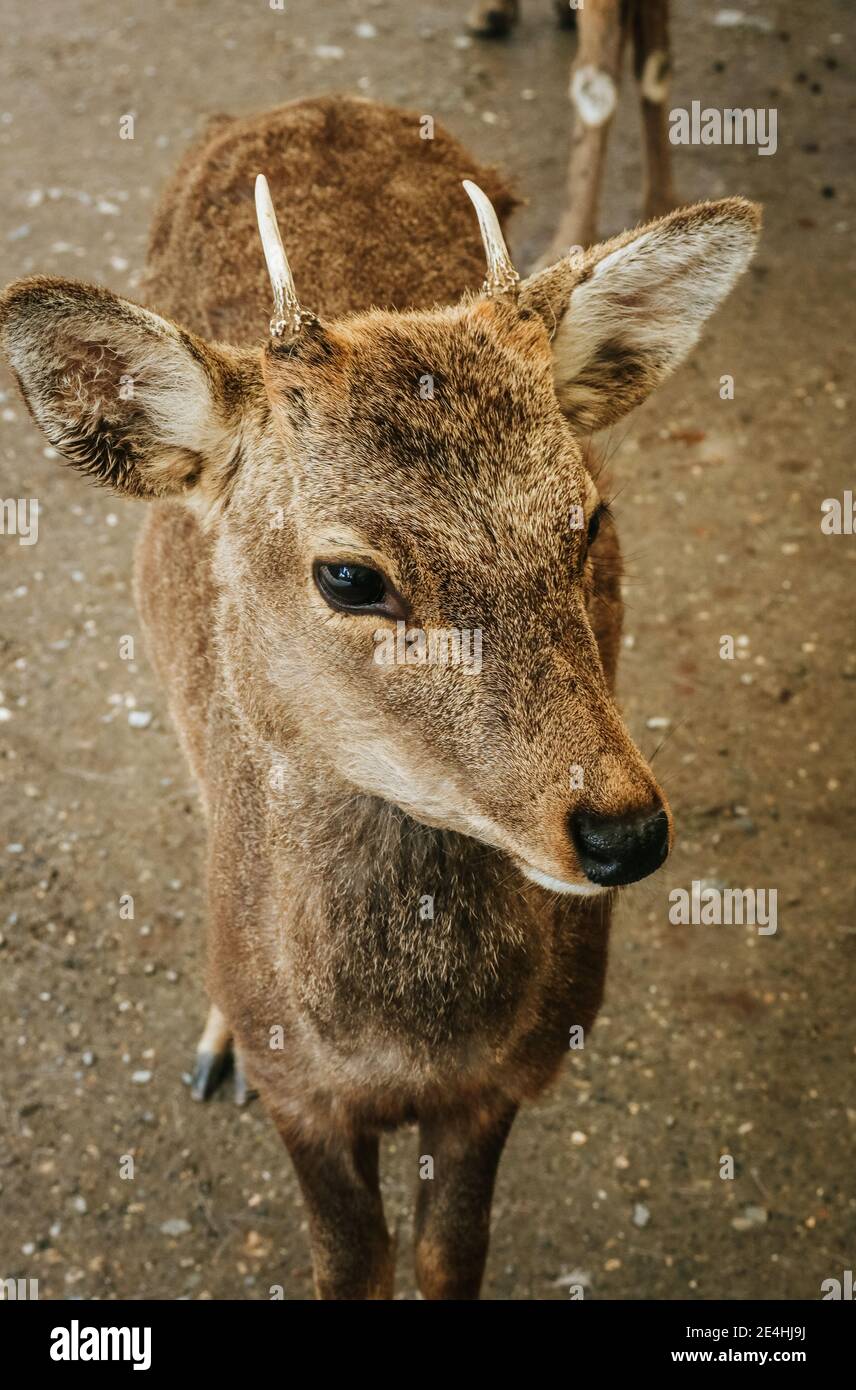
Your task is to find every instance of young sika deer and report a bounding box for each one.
[0,96,758,1299]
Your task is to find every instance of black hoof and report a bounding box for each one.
[468,3,518,39]
[190,1049,229,1102]
[233,1055,258,1108]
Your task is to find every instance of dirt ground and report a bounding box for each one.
[0,0,853,1301]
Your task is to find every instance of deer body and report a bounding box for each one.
[0,95,759,1299]
[134,101,616,1297]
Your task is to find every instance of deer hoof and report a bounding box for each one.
[467,0,518,39]
[190,1046,230,1102]
[232,1050,258,1107]
[189,1042,257,1105]
[190,1002,243,1102]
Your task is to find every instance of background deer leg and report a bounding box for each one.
[414,1103,517,1300]
[278,1126,394,1300]
[554,0,579,30]
[632,0,677,219]
[547,0,626,258]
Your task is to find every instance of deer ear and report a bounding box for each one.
[0,276,248,499]
[519,199,761,433]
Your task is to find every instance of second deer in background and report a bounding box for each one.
[468,0,677,255]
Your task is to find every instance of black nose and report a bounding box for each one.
[570,805,670,887]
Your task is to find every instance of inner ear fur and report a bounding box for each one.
[0,275,254,499]
[518,198,762,433]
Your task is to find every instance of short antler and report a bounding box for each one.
[462,179,520,298]
[254,173,317,340]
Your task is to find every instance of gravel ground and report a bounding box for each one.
[0,0,854,1300]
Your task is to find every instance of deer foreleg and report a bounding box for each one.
[632,0,677,219]
[414,1103,517,1300]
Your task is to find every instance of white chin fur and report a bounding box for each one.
[520,865,609,897]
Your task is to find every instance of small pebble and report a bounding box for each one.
[731,1204,768,1231]
[161,1218,191,1237]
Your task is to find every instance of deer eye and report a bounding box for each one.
[586,505,603,547]
[314,561,401,616]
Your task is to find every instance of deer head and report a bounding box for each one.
[0,184,759,894]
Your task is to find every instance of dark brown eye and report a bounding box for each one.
[314,561,401,616]
[587,505,603,548]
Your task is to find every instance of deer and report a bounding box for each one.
[468,0,676,254]
[0,93,759,1299]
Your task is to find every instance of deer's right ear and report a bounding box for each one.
[0,276,250,500]
[519,198,761,433]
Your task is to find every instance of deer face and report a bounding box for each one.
[0,195,759,893]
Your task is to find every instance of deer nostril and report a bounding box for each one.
[570,804,670,887]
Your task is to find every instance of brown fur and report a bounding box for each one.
[0,94,759,1299]
[146,96,519,337]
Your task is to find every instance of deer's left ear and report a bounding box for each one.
[519,198,761,433]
